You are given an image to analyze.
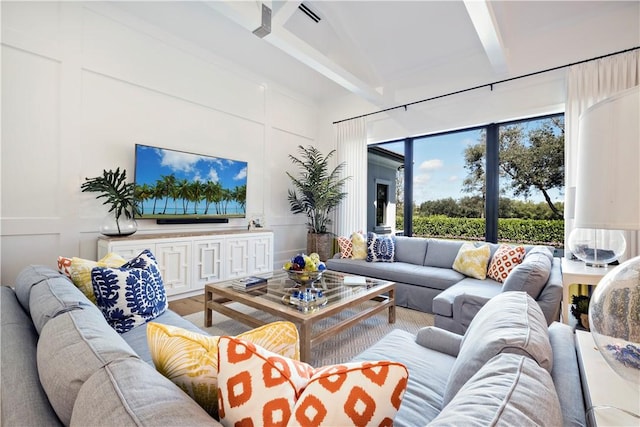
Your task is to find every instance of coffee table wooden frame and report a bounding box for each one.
[204,275,395,363]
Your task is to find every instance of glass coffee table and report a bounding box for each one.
[204,270,395,362]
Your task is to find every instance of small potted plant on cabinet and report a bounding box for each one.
[571,294,591,330]
[81,167,140,236]
[286,145,349,261]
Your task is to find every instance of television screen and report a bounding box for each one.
[134,144,247,220]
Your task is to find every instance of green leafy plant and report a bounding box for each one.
[571,294,590,320]
[286,145,349,234]
[81,168,140,234]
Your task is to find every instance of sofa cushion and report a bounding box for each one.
[548,322,587,427]
[70,357,214,426]
[415,326,462,357]
[28,272,96,335]
[423,239,465,268]
[442,291,552,406]
[147,321,299,418]
[91,249,167,333]
[394,236,429,265]
[527,245,554,262]
[486,244,526,283]
[326,258,464,290]
[351,329,455,426]
[1,287,62,427]
[432,277,501,317]
[366,232,396,262]
[217,336,408,427]
[15,264,66,314]
[429,353,562,426]
[37,308,139,425]
[501,251,552,299]
[452,243,491,280]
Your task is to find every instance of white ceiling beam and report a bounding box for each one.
[203,0,383,104]
[272,1,300,27]
[463,0,509,75]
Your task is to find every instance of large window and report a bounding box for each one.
[371,114,565,249]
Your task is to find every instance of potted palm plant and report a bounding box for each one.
[81,167,140,236]
[286,145,349,261]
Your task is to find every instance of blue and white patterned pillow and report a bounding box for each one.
[366,232,396,263]
[91,249,167,333]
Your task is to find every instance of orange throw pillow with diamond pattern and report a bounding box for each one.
[217,336,408,427]
[487,244,526,283]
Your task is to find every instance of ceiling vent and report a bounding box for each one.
[298,3,321,23]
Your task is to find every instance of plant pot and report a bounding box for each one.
[100,213,137,237]
[307,233,332,262]
[580,313,590,331]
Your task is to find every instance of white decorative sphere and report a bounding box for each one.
[589,256,640,385]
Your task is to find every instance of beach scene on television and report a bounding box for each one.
[134,144,247,219]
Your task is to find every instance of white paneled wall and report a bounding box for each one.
[0,2,326,284]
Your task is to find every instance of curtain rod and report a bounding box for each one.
[333,46,640,125]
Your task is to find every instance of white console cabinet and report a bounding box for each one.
[98,230,274,298]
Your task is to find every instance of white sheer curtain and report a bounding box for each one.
[566,50,640,258]
[335,118,367,238]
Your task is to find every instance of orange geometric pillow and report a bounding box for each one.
[337,236,354,258]
[57,256,73,279]
[217,336,408,427]
[487,244,526,283]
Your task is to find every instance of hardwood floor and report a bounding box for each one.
[168,294,204,316]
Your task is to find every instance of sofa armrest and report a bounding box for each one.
[452,293,492,332]
[536,258,563,325]
[416,326,463,357]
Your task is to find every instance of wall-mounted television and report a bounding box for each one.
[134,144,247,223]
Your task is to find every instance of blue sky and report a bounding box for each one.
[382,123,563,205]
[135,144,247,189]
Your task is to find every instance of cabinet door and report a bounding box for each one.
[155,241,191,296]
[226,238,250,279]
[193,238,225,287]
[249,235,273,274]
[102,242,155,261]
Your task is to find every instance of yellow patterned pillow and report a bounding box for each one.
[452,243,491,280]
[351,232,367,260]
[147,321,300,418]
[69,252,126,303]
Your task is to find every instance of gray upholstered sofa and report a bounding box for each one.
[352,291,586,427]
[2,264,581,426]
[326,236,562,334]
[1,265,220,427]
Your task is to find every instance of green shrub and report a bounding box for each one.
[406,215,564,247]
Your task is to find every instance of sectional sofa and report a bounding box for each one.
[327,235,562,333]
[1,263,582,426]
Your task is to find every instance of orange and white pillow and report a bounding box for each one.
[217,336,408,426]
[337,231,367,260]
[487,244,526,283]
[337,236,354,258]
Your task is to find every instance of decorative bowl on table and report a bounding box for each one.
[283,253,327,287]
[284,269,324,286]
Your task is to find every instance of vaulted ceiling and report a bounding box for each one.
[114,1,639,110]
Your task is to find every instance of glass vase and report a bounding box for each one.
[100,213,137,237]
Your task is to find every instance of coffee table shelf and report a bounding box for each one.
[205,270,395,363]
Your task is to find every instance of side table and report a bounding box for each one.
[575,330,640,426]
[560,258,609,324]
